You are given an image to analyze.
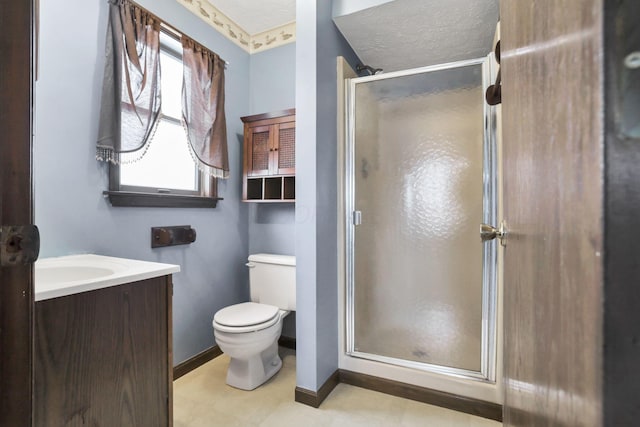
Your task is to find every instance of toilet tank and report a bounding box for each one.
[247,254,296,311]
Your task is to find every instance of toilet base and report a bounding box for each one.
[226,341,282,390]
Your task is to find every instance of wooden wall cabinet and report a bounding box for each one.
[34,276,173,427]
[241,109,295,202]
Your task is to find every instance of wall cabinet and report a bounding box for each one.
[241,109,295,202]
[34,276,173,427]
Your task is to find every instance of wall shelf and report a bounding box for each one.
[241,109,296,203]
[245,175,295,202]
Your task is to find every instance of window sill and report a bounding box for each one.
[104,191,221,208]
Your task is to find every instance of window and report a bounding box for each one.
[106,30,218,208]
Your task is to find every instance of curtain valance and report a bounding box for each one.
[182,37,229,178]
[96,0,229,179]
[97,0,161,164]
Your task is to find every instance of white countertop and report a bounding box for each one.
[35,254,180,301]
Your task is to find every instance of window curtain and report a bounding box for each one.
[181,37,229,179]
[96,0,161,164]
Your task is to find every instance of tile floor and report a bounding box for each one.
[173,348,501,426]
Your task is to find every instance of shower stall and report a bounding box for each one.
[340,56,500,401]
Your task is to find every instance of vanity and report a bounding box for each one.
[33,255,179,427]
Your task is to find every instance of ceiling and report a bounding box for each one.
[333,0,500,72]
[202,0,499,71]
[207,0,296,35]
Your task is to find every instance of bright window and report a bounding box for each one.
[106,29,219,208]
[119,32,199,194]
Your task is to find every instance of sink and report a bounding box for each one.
[34,254,180,301]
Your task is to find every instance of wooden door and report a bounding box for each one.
[501,0,604,425]
[0,0,35,425]
[601,1,640,424]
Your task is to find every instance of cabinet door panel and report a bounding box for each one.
[34,277,171,426]
[275,121,296,175]
[247,125,272,176]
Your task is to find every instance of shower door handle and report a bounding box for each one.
[480,221,507,246]
[353,211,362,226]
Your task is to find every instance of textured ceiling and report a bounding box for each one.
[207,0,296,35]
[333,0,499,72]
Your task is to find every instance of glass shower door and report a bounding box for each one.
[346,58,497,380]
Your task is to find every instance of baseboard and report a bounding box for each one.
[177,344,500,421]
[338,369,502,422]
[278,336,296,350]
[173,345,223,380]
[174,339,294,382]
[295,370,340,408]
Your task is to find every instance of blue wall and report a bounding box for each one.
[247,44,296,258]
[250,43,296,115]
[35,0,251,365]
[247,44,297,337]
[295,0,360,391]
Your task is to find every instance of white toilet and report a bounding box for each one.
[212,253,295,390]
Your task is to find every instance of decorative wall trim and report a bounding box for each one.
[173,345,223,380]
[175,0,295,54]
[249,22,296,54]
[338,369,503,422]
[294,370,340,408]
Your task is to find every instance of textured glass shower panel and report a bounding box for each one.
[353,65,484,372]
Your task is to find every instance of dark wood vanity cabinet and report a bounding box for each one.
[241,109,295,202]
[34,276,173,427]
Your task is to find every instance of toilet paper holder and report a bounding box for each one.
[151,225,196,248]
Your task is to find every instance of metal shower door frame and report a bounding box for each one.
[344,56,498,382]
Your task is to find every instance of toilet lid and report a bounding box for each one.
[214,302,279,327]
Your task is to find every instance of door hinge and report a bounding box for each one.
[0,225,40,266]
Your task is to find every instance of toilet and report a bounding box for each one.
[212,253,295,390]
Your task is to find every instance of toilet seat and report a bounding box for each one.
[213,302,281,333]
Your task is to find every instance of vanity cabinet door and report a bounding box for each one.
[34,276,172,427]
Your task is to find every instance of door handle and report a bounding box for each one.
[480,221,507,246]
[0,225,40,266]
[353,211,362,226]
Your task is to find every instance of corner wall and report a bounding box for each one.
[247,43,296,258]
[295,0,360,391]
[248,43,297,337]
